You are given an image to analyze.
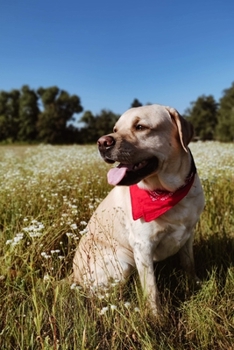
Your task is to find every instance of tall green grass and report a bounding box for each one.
[0,143,233,349]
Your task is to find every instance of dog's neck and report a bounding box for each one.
[138,149,196,193]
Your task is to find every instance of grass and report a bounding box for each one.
[0,142,233,349]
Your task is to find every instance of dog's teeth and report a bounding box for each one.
[132,160,149,171]
[134,163,139,170]
[134,162,143,170]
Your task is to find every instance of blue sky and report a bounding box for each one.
[1,0,234,119]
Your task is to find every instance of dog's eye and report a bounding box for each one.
[136,124,146,131]
[113,127,117,133]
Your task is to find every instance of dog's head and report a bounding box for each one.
[97,104,194,187]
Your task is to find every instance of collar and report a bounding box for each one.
[129,150,196,222]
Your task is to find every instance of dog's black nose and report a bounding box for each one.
[97,135,115,150]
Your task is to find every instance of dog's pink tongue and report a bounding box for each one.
[107,166,128,185]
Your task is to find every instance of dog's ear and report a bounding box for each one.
[165,106,194,152]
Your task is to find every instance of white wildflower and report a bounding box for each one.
[50,249,60,254]
[29,231,42,238]
[70,223,78,230]
[23,220,44,238]
[66,232,74,237]
[99,306,109,315]
[97,294,105,300]
[13,233,24,243]
[124,302,131,308]
[70,283,77,290]
[43,273,50,282]
[70,283,82,290]
[6,239,13,245]
[80,221,87,226]
[79,228,88,235]
[41,252,51,259]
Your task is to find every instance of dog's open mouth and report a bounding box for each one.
[107,157,159,186]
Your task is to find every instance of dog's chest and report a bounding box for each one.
[129,219,190,262]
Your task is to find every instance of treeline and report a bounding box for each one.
[0,86,84,144]
[184,82,234,142]
[0,83,234,144]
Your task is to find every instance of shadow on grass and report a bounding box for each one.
[195,230,234,289]
[152,229,234,312]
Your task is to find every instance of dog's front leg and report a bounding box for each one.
[179,232,201,284]
[133,243,163,317]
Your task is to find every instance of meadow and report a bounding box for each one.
[0,142,233,350]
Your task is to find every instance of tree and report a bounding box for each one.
[18,85,39,142]
[0,91,10,141]
[95,110,119,136]
[37,87,83,143]
[80,109,119,143]
[79,110,96,143]
[130,99,143,108]
[0,89,20,141]
[216,82,234,141]
[184,95,218,140]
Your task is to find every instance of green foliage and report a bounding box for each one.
[1,81,234,143]
[0,85,119,144]
[0,92,10,140]
[37,87,83,144]
[216,82,234,141]
[80,109,119,143]
[131,98,143,108]
[0,90,20,141]
[18,85,39,142]
[184,95,218,140]
[185,82,234,141]
[0,86,83,144]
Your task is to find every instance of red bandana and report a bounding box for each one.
[130,163,196,222]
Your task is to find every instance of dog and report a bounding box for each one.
[72,104,204,317]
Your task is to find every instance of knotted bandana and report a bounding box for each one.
[130,153,196,222]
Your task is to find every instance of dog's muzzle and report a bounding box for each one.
[97,135,159,186]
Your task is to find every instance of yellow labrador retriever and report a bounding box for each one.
[72,104,204,316]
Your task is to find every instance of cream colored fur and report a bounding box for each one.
[72,104,204,317]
